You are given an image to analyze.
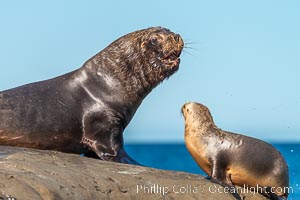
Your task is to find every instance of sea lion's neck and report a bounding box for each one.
[87,48,155,97]
[184,120,217,137]
[69,54,153,108]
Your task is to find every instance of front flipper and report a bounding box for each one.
[261,187,283,200]
[81,110,139,165]
[210,154,242,200]
[84,149,140,165]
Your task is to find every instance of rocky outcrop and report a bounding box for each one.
[0,146,267,200]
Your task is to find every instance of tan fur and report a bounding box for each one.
[182,102,289,198]
[185,132,211,175]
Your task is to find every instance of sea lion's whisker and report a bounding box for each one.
[183,49,193,56]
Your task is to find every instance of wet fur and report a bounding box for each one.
[0,27,184,165]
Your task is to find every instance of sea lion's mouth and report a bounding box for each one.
[162,50,181,69]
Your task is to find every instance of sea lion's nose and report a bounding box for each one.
[182,103,191,112]
[173,34,184,50]
[181,105,186,115]
[174,34,181,42]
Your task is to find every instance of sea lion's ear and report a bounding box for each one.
[141,41,146,49]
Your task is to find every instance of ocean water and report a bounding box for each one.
[126,143,300,200]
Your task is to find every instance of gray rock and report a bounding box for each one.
[0,146,267,200]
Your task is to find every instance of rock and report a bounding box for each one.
[0,146,267,200]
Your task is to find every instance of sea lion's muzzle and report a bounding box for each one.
[181,102,194,117]
[174,34,184,53]
[161,33,184,69]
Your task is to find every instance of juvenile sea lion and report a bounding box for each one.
[0,27,184,164]
[182,102,289,199]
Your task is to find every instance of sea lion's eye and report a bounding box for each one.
[150,37,158,45]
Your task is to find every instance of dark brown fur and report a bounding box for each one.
[0,27,184,164]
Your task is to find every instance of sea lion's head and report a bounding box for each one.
[182,102,215,130]
[101,26,184,90]
[139,27,184,84]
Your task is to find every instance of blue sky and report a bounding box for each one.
[0,1,299,142]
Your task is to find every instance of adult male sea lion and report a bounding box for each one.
[182,102,289,199]
[0,27,184,164]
